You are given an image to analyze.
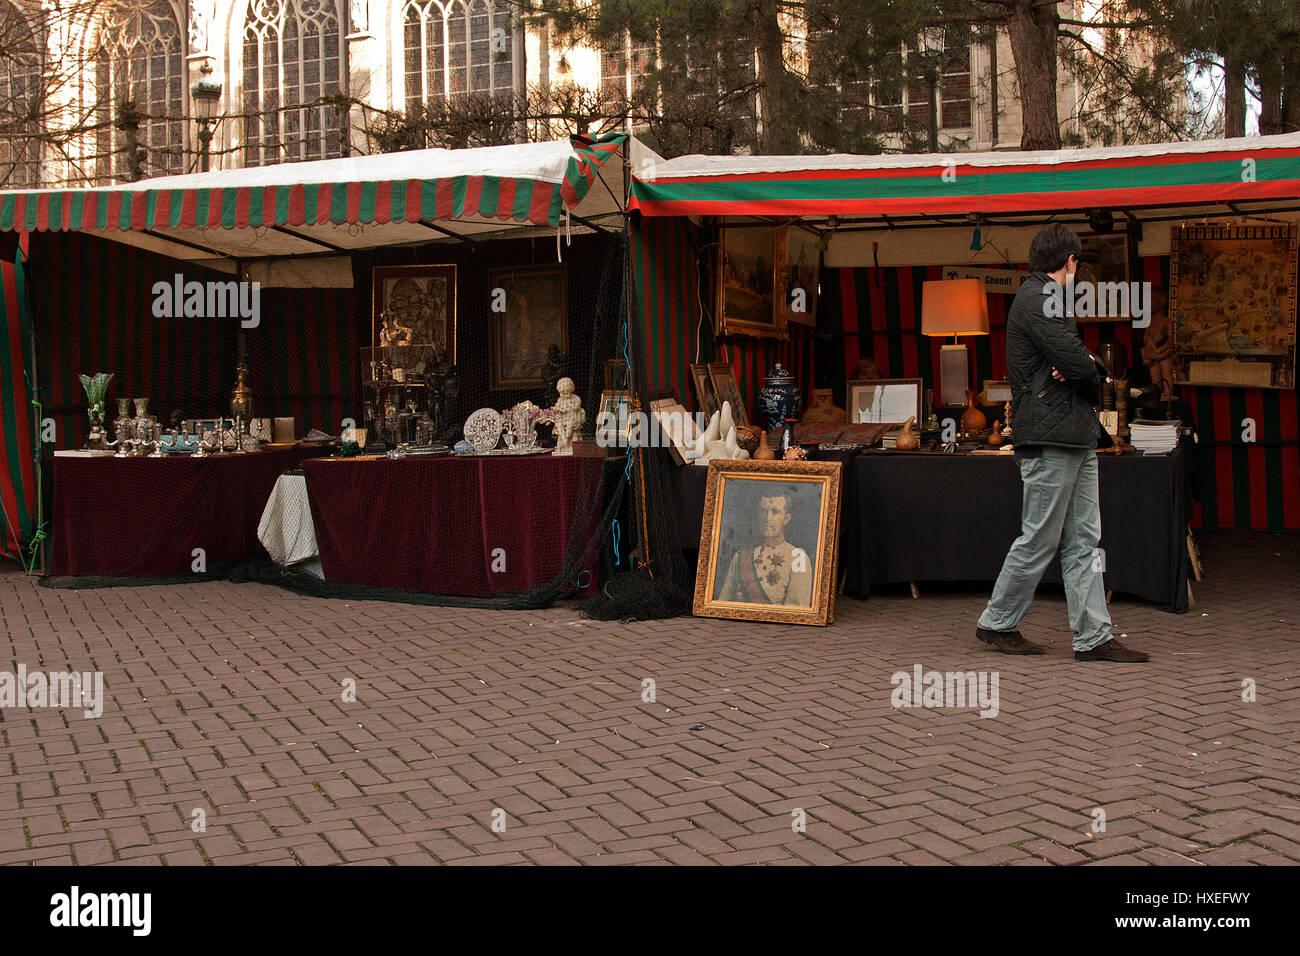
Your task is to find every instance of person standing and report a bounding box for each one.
[976,223,1149,662]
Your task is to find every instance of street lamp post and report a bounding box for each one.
[916,26,945,154]
[191,63,222,173]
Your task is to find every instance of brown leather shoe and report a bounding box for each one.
[976,626,1046,655]
[1075,638,1150,662]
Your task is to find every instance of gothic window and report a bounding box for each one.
[940,44,972,130]
[0,1,43,187]
[402,0,514,107]
[94,1,185,183]
[243,0,345,166]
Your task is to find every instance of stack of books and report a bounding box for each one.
[1129,419,1180,454]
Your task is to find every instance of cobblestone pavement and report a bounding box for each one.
[1,530,1297,866]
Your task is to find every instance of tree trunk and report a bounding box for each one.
[754,0,800,154]
[1223,54,1245,137]
[1006,0,1061,150]
[1258,65,1284,134]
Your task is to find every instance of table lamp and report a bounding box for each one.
[921,278,990,406]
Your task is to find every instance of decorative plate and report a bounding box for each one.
[464,408,503,453]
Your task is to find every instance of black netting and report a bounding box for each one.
[29,222,692,619]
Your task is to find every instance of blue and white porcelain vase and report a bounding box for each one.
[758,363,800,432]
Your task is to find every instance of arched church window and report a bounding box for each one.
[402,0,513,107]
[94,1,185,182]
[243,0,345,166]
[0,1,44,187]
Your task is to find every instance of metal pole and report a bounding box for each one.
[928,68,939,153]
[28,312,44,573]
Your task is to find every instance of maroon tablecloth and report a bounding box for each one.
[51,445,325,577]
[302,455,603,596]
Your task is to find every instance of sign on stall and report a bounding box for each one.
[941,265,1026,294]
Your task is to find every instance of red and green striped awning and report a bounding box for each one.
[0,133,628,235]
[630,134,1300,217]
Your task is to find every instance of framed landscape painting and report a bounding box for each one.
[488,265,568,389]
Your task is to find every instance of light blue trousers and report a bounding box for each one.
[978,446,1113,651]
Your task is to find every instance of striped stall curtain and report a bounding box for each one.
[631,216,816,422]
[31,232,361,452]
[1,232,36,561]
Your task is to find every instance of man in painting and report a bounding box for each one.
[717,486,813,606]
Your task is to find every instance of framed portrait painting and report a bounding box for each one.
[372,265,457,361]
[488,265,568,389]
[693,459,843,626]
[716,224,784,340]
[690,363,720,418]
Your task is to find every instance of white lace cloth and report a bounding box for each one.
[257,474,325,579]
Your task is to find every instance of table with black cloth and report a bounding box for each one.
[301,455,605,597]
[845,444,1191,612]
[51,444,325,577]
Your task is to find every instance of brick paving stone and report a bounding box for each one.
[2,530,1297,866]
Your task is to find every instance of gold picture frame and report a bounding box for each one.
[1074,232,1132,324]
[693,459,843,626]
[1170,223,1298,390]
[488,265,568,389]
[778,225,821,327]
[716,224,787,340]
[372,264,457,361]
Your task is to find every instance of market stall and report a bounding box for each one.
[627,134,1300,622]
[1,133,651,606]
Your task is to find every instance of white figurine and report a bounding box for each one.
[551,377,584,455]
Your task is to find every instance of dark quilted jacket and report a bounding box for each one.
[1007,271,1103,449]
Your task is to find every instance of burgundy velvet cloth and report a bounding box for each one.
[301,455,603,596]
[51,445,324,577]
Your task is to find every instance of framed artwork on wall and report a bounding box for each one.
[487,265,568,389]
[1074,232,1132,323]
[1170,223,1297,389]
[372,264,457,361]
[778,225,821,328]
[716,224,785,340]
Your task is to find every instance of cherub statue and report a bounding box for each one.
[551,377,584,455]
[1141,287,1175,401]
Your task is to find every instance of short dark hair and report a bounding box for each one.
[758,486,799,514]
[1028,223,1082,273]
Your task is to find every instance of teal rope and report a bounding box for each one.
[24,371,44,574]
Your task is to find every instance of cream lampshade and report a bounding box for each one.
[921,279,990,405]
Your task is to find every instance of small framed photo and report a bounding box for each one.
[693,459,844,626]
[598,389,632,446]
[846,377,922,426]
[708,363,748,427]
[690,363,720,418]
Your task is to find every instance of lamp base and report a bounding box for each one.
[939,344,969,406]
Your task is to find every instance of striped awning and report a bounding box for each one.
[0,133,631,260]
[630,133,1300,219]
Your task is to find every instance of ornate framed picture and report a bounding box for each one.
[690,363,720,418]
[716,224,785,340]
[778,225,821,327]
[708,363,749,427]
[1171,223,1297,389]
[372,264,457,361]
[488,265,568,389]
[694,459,843,626]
